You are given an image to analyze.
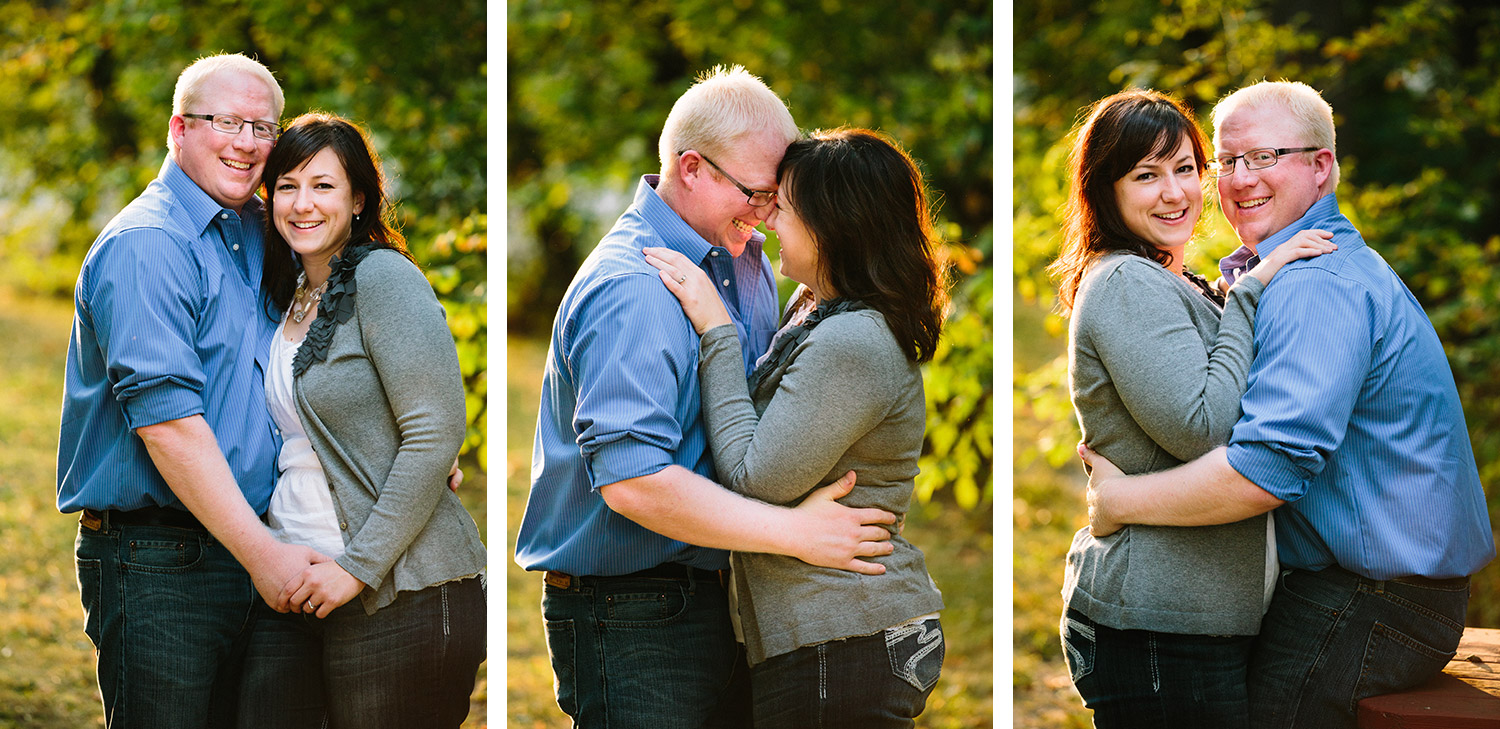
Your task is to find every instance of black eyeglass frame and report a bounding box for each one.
[182,113,281,142]
[680,150,777,207]
[1208,147,1321,178]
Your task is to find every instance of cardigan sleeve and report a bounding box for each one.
[333,251,467,591]
[1078,256,1264,463]
[697,311,910,505]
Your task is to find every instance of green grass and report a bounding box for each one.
[505,335,995,727]
[0,287,102,727]
[0,285,486,727]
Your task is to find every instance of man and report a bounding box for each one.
[514,66,899,727]
[56,53,327,727]
[1081,80,1494,728]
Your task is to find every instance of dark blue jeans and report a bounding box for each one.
[236,576,485,729]
[1248,566,1469,729]
[540,568,749,728]
[1061,608,1254,728]
[751,617,943,729]
[75,518,258,729]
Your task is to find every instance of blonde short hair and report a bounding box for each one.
[167,54,285,153]
[658,65,799,179]
[1212,80,1339,190]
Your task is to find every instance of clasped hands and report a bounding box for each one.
[251,541,366,619]
[247,461,460,617]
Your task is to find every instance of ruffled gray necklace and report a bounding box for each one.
[749,295,870,393]
[291,243,374,377]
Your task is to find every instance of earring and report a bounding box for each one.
[355,212,362,221]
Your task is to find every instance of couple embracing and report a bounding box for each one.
[515,66,950,727]
[1053,81,1494,728]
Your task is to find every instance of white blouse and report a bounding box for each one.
[265,316,346,559]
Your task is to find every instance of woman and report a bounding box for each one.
[1048,89,1333,726]
[642,128,946,728]
[237,113,486,729]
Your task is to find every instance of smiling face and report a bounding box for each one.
[764,174,827,297]
[1215,105,1329,249]
[270,147,363,276]
[1112,133,1203,256]
[169,70,277,211]
[680,129,787,256]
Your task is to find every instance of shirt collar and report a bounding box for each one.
[160,156,264,236]
[636,174,766,264]
[1218,243,1259,281]
[1254,193,1359,259]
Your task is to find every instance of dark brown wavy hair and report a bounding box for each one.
[777,128,949,363]
[1048,88,1209,313]
[260,112,413,318]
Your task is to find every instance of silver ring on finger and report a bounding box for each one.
[676,274,686,284]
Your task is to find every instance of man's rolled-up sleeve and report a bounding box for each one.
[1226,271,1374,501]
[89,229,207,429]
[567,274,700,489]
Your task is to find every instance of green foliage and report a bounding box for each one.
[423,212,488,471]
[508,0,993,508]
[919,263,995,510]
[0,0,487,462]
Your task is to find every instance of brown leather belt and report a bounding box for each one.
[81,506,204,532]
[544,563,728,590]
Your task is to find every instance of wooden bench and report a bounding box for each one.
[1357,627,1500,728]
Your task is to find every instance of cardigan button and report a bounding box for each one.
[339,522,348,530]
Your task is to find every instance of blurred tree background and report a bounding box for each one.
[0,1,487,726]
[507,1,993,726]
[1014,1,1500,726]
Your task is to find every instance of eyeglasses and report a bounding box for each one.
[683,151,777,206]
[1208,147,1320,178]
[183,113,280,142]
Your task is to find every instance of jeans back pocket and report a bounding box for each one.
[1061,608,1096,683]
[886,617,944,692]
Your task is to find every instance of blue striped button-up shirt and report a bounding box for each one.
[1226,193,1494,579]
[57,157,280,515]
[515,175,779,575]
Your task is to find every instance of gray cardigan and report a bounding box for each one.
[293,249,486,615]
[698,302,944,666]
[1062,252,1272,636]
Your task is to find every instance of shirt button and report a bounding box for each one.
[220,212,229,219]
[710,251,719,257]
[722,279,730,287]
[340,522,348,530]
[232,244,240,251]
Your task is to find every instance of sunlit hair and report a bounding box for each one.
[1048,89,1209,313]
[1211,80,1339,190]
[260,112,412,318]
[777,128,949,363]
[658,65,798,181]
[168,53,284,153]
